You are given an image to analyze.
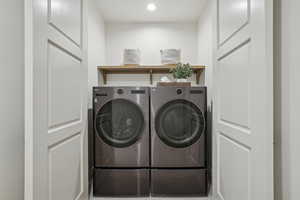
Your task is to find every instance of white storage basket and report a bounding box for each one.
[160,49,181,65]
[123,49,141,65]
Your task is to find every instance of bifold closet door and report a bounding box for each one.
[27,0,88,199]
[213,0,274,200]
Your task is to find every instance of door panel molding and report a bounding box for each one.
[48,0,83,46]
[218,42,251,129]
[48,28,83,61]
[219,118,251,132]
[48,134,83,200]
[47,42,82,129]
[217,28,250,60]
[48,123,82,146]
[218,0,250,46]
[217,133,251,200]
[218,122,251,147]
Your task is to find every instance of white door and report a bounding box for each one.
[25,0,88,199]
[213,0,273,199]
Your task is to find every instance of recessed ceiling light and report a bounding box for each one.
[147,3,157,12]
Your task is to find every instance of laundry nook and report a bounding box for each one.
[5,0,298,199]
[88,0,213,198]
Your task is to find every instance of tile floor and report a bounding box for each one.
[94,198,209,200]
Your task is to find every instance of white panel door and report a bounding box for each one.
[213,0,273,200]
[27,0,88,199]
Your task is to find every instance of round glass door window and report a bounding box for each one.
[95,99,145,148]
[155,99,205,148]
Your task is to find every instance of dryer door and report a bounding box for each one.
[155,99,205,148]
[95,99,145,148]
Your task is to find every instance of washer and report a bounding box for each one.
[93,87,150,197]
[151,86,208,197]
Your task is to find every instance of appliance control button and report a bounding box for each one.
[117,89,124,94]
[177,89,183,95]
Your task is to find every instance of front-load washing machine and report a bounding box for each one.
[151,86,208,197]
[93,87,150,197]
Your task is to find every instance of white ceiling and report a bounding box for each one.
[96,0,207,23]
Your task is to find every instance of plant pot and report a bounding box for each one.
[176,78,188,82]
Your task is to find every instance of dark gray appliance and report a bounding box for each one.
[150,86,208,197]
[88,109,94,195]
[93,87,150,197]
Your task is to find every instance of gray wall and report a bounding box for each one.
[274,0,300,199]
[0,1,24,199]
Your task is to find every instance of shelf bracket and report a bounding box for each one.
[149,69,153,85]
[196,69,203,85]
[101,70,107,85]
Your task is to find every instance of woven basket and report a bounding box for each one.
[123,49,141,65]
[160,49,181,65]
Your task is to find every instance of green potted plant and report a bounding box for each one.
[170,63,193,82]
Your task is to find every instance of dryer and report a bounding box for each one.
[93,87,150,197]
[150,86,208,197]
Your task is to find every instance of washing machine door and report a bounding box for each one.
[155,99,205,148]
[95,99,145,148]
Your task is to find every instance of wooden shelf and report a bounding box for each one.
[97,65,206,85]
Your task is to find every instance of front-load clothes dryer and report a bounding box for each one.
[150,86,208,197]
[93,87,150,197]
[151,87,206,167]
